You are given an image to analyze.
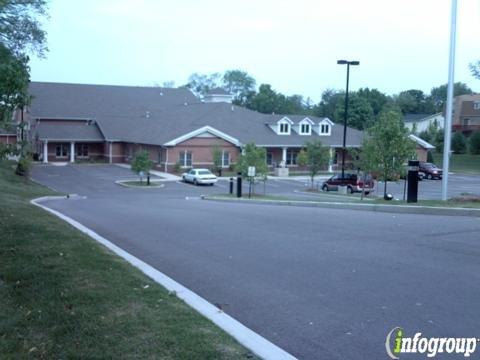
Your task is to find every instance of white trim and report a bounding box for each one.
[300,117,315,125]
[164,126,241,146]
[409,134,435,149]
[43,140,48,164]
[31,197,296,360]
[221,150,230,168]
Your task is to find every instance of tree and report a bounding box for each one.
[394,89,433,114]
[296,140,329,189]
[185,72,222,96]
[469,61,480,80]
[313,89,343,119]
[429,82,473,112]
[361,110,416,198]
[356,88,389,117]
[131,150,153,183]
[235,143,268,193]
[451,132,467,154]
[333,93,375,130]
[0,0,48,142]
[211,145,222,175]
[469,131,480,155]
[0,0,48,57]
[222,70,256,106]
[247,84,279,114]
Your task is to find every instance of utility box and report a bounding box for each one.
[407,160,419,203]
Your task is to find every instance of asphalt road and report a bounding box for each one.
[31,165,480,359]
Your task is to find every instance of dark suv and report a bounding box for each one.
[419,162,443,180]
[322,173,375,194]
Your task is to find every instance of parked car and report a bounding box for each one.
[182,168,217,185]
[321,173,375,194]
[419,162,443,180]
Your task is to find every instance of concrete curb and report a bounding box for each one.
[115,180,165,188]
[202,196,480,218]
[30,196,297,360]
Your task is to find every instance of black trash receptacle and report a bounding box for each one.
[407,160,419,203]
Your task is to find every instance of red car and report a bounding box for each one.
[419,162,443,180]
[321,173,375,194]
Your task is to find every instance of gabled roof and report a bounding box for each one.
[28,82,364,147]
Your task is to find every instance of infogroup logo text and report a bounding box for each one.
[385,327,479,359]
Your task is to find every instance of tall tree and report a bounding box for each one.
[0,0,48,56]
[429,82,473,113]
[313,89,343,119]
[394,89,433,114]
[222,70,256,106]
[356,88,389,116]
[333,93,375,130]
[469,61,480,79]
[247,84,279,114]
[185,72,222,96]
[361,110,415,198]
[0,0,48,156]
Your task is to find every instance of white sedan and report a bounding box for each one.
[182,168,218,185]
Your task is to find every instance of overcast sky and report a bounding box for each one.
[30,0,480,102]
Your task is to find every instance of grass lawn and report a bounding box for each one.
[0,161,255,359]
[432,153,480,175]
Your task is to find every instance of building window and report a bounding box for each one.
[320,124,330,134]
[55,144,68,157]
[278,122,290,134]
[463,118,470,126]
[75,144,89,157]
[286,150,297,165]
[222,150,230,167]
[300,123,311,134]
[474,102,480,110]
[179,151,192,167]
[266,152,273,166]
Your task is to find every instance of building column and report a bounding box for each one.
[328,148,334,172]
[70,141,75,163]
[109,142,113,164]
[282,147,287,167]
[164,148,169,172]
[43,140,48,164]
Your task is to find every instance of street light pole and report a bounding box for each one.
[337,60,359,183]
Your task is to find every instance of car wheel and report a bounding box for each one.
[365,191,370,196]
[182,176,186,182]
[347,186,354,194]
[322,184,329,192]
[427,174,432,180]
[210,183,214,186]
[193,179,198,186]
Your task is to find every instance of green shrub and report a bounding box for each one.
[469,131,480,155]
[173,161,181,173]
[451,132,467,154]
[15,156,32,176]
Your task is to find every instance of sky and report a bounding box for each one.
[30,0,480,102]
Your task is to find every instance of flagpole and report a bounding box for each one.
[441,0,457,201]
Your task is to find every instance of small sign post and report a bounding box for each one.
[247,166,255,198]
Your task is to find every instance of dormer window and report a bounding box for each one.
[300,124,310,134]
[318,118,333,136]
[279,123,290,134]
[276,117,292,135]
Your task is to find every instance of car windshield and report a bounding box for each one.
[198,170,213,175]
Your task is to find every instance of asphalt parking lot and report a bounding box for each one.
[30,164,480,359]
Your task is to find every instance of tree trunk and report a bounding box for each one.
[383,178,388,198]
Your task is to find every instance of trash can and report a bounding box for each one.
[407,160,419,203]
